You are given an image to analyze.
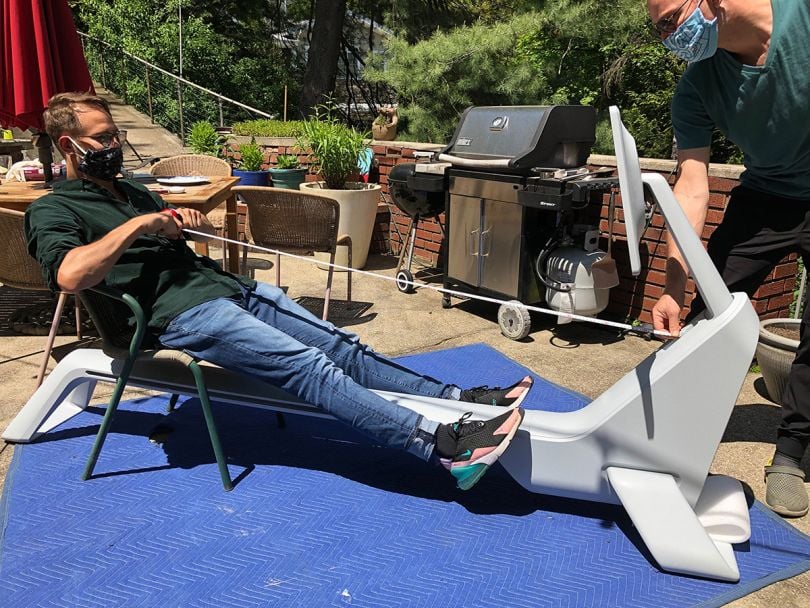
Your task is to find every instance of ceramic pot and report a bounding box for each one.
[268,167,308,190]
[233,169,270,187]
[300,181,381,269]
[756,318,801,403]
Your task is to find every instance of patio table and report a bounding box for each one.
[0,139,33,163]
[0,176,242,272]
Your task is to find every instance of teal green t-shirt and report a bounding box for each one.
[671,0,810,198]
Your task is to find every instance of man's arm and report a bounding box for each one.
[57,212,182,293]
[651,146,711,336]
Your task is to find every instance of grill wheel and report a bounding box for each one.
[498,300,532,340]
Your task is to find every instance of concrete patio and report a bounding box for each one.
[0,84,807,592]
[0,245,808,606]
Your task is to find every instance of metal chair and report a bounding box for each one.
[150,154,232,260]
[0,208,82,388]
[233,186,352,321]
[78,285,233,490]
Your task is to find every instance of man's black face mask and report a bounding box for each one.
[69,137,123,180]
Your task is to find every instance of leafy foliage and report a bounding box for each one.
[187,121,228,157]
[297,101,369,189]
[366,1,740,162]
[74,0,301,132]
[790,258,807,318]
[232,120,307,138]
[365,13,549,143]
[275,154,302,169]
[236,140,266,172]
[74,0,743,163]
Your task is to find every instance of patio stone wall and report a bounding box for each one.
[229,138,799,323]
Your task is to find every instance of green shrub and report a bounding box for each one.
[231,119,307,138]
[790,258,807,318]
[236,140,265,172]
[297,102,369,190]
[187,121,228,157]
[275,154,301,169]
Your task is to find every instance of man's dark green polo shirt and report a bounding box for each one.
[25,178,252,335]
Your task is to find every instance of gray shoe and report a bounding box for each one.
[764,465,809,517]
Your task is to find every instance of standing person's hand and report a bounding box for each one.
[652,293,683,337]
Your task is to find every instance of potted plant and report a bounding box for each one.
[371,106,398,141]
[268,153,308,190]
[756,318,801,403]
[187,121,229,157]
[297,102,381,269]
[232,139,270,187]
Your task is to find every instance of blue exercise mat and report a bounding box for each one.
[2,343,809,607]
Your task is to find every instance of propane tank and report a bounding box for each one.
[543,246,612,318]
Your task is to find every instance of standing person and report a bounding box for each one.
[647,0,810,516]
[25,92,533,491]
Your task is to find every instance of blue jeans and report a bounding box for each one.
[159,282,456,461]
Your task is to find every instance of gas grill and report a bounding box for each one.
[388,105,620,339]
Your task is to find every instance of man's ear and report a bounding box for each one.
[57,135,77,155]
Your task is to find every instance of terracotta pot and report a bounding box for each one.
[756,318,801,403]
[372,122,397,141]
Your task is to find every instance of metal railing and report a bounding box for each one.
[78,32,273,143]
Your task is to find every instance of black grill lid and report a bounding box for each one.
[441,105,596,171]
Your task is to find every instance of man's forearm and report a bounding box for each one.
[57,216,150,292]
[664,148,709,306]
[664,165,711,304]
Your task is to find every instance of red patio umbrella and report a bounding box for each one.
[1,0,94,179]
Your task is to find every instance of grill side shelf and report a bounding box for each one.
[517,177,620,211]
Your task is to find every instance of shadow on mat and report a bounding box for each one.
[32,395,778,574]
[35,396,652,545]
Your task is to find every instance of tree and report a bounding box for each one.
[364,13,548,143]
[297,0,347,117]
[74,0,301,128]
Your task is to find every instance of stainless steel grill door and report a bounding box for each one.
[447,194,482,288]
[480,200,521,296]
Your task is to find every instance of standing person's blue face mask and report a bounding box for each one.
[662,5,719,63]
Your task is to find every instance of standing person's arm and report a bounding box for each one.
[651,146,712,336]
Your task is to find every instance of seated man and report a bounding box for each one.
[25,92,531,491]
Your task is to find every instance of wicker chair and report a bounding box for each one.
[149,154,231,178]
[0,208,82,388]
[233,186,352,321]
[150,154,232,259]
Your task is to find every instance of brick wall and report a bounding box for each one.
[591,159,799,323]
[227,137,393,254]
[229,138,800,322]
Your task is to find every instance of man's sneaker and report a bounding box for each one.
[459,376,533,408]
[436,408,525,490]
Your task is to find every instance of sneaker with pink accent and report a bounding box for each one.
[459,376,533,408]
[436,408,525,490]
